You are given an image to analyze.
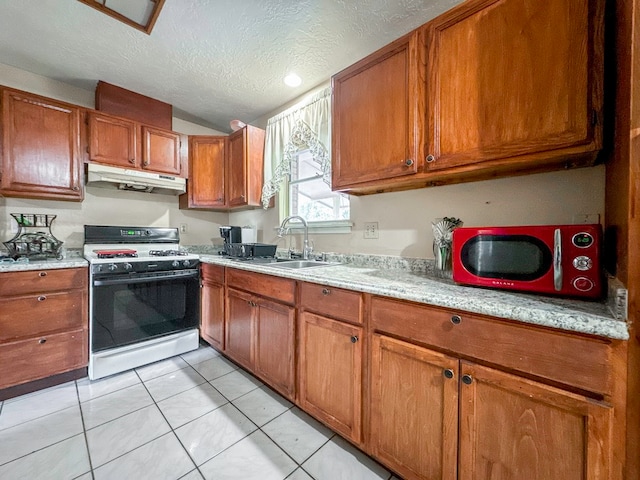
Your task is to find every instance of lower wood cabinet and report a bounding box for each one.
[370,334,614,480]
[298,311,363,444]
[0,267,88,392]
[200,264,225,350]
[370,334,459,480]
[224,270,296,400]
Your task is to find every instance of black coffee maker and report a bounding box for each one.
[220,226,242,255]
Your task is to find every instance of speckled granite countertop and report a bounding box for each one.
[0,257,88,272]
[200,254,629,341]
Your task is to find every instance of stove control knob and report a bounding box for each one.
[183,260,191,267]
[108,263,118,272]
[172,260,180,268]
[123,263,133,271]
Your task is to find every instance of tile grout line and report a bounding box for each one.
[134,368,204,479]
[75,379,97,480]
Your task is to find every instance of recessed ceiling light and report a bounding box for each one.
[284,73,302,87]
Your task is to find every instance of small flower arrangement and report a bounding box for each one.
[431,217,463,272]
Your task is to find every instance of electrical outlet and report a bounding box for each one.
[572,214,600,224]
[364,222,379,239]
[180,223,188,234]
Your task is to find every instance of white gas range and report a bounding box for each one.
[84,225,200,380]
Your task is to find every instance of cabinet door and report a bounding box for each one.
[255,298,295,400]
[225,288,254,369]
[88,112,137,168]
[331,29,425,190]
[1,89,82,200]
[370,335,459,480]
[180,136,226,209]
[299,311,363,443]
[201,279,224,350]
[227,128,247,207]
[426,0,603,171]
[142,126,181,175]
[459,362,613,480]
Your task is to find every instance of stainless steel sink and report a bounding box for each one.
[269,260,334,269]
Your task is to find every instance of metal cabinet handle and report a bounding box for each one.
[129,158,135,164]
[350,335,358,343]
[143,160,150,166]
[38,272,47,277]
[73,186,80,191]
[404,158,414,167]
[37,295,47,302]
[322,288,331,295]
[450,315,462,325]
[462,374,473,385]
[38,338,47,344]
[426,154,436,163]
[443,368,454,379]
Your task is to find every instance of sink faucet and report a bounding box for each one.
[278,215,312,260]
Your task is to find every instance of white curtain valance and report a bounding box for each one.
[261,87,331,209]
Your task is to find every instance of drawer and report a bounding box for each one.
[201,263,225,283]
[300,282,363,324]
[0,267,87,296]
[0,290,87,341]
[370,296,613,396]
[0,328,88,390]
[227,268,296,304]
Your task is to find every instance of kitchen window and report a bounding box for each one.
[262,86,351,233]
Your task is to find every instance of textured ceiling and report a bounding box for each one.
[0,0,462,132]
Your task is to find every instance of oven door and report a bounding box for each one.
[90,269,200,352]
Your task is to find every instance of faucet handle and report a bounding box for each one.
[304,239,314,257]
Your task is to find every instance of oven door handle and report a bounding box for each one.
[93,270,199,287]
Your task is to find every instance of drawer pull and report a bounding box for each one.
[38,338,47,344]
[443,368,454,379]
[450,315,462,325]
[350,335,358,343]
[322,288,331,296]
[38,272,47,277]
[37,295,47,302]
[462,374,473,385]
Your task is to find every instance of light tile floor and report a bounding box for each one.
[0,344,401,480]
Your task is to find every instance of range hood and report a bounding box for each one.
[86,163,186,195]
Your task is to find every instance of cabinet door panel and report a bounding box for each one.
[371,335,458,480]
[427,0,599,170]
[142,126,181,175]
[181,136,226,209]
[1,89,82,200]
[0,291,86,341]
[332,30,425,189]
[88,112,137,168]
[459,362,612,480]
[201,280,224,350]
[227,128,247,207]
[299,312,362,443]
[0,328,87,390]
[225,288,254,369]
[255,298,295,399]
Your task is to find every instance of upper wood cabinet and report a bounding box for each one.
[331,28,426,191]
[330,0,604,195]
[180,125,266,211]
[87,111,183,176]
[425,0,603,173]
[0,88,83,201]
[179,136,226,209]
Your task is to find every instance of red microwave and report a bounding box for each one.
[451,224,602,299]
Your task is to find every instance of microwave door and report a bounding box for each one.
[553,228,562,291]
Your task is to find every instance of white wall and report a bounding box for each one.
[0,63,229,248]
